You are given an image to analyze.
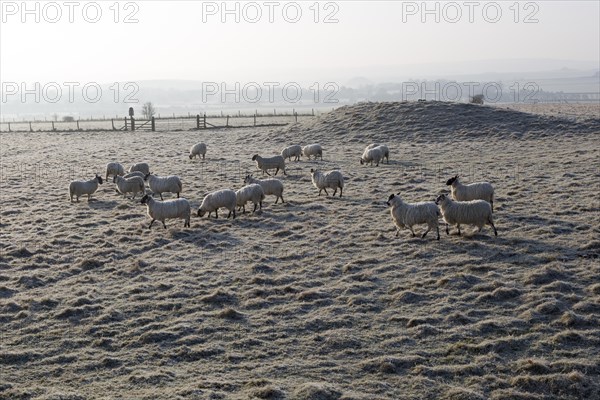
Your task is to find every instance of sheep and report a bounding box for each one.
[281,145,302,161]
[386,194,440,239]
[366,144,390,163]
[235,184,265,214]
[189,142,207,160]
[435,194,497,236]
[360,146,384,166]
[197,189,237,219]
[140,194,190,229]
[446,175,495,212]
[310,169,344,197]
[105,162,125,181]
[69,174,103,202]
[128,162,150,175]
[113,175,145,199]
[144,173,182,200]
[123,171,146,180]
[302,144,323,160]
[252,154,286,176]
[244,175,285,204]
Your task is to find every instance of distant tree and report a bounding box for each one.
[471,94,484,104]
[142,102,156,119]
[62,116,75,122]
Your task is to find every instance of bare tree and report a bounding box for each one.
[142,102,156,119]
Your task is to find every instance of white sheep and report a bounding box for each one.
[302,144,323,160]
[197,189,237,219]
[310,169,344,197]
[113,175,145,199]
[105,162,125,181]
[69,174,103,202]
[189,142,207,160]
[366,144,389,163]
[140,194,190,229]
[244,175,285,204]
[252,154,286,176]
[360,146,384,166]
[123,171,146,180]
[128,162,150,175]
[435,194,497,236]
[235,184,265,214]
[446,175,495,212]
[281,145,302,161]
[144,173,182,200]
[386,194,440,239]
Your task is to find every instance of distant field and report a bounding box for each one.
[1,102,598,399]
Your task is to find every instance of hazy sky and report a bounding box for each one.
[1,1,599,85]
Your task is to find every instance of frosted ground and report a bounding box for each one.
[1,101,599,399]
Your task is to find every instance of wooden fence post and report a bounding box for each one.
[7,122,11,132]
[124,117,128,131]
[203,113,207,129]
[29,122,33,132]
[131,116,135,131]
[151,117,155,132]
[294,112,298,123]
[254,114,256,126]
[196,114,200,129]
[111,119,115,130]
[77,120,80,130]
[226,115,229,127]
[52,121,55,131]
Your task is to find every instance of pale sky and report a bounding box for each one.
[1,0,599,85]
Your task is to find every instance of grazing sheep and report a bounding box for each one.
[244,175,285,204]
[189,142,207,160]
[235,184,265,213]
[366,144,389,163]
[435,194,497,236]
[360,146,384,166]
[252,154,286,176]
[446,175,495,212]
[113,175,145,199]
[123,171,146,180]
[105,162,125,181]
[386,194,440,239]
[302,144,323,160]
[140,194,190,229]
[128,162,150,175]
[310,169,344,197]
[144,173,182,200]
[197,189,237,219]
[69,174,103,202]
[281,145,302,161]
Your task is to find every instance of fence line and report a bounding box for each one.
[0,109,320,133]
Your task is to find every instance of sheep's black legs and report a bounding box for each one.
[422,227,430,238]
[281,196,285,203]
[253,203,258,213]
[162,221,167,229]
[215,210,219,219]
[159,193,164,201]
[457,225,462,236]
[409,227,416,237]
[445,224,449,235]
[489,218,498,236]
[395,229,400,237]
[436,226,440,240]
[274,168,279,176]
[149,219,155,229]
[339,188,342,197]
[177,193,180,198]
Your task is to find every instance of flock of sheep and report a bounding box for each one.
[68,142,497,238]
